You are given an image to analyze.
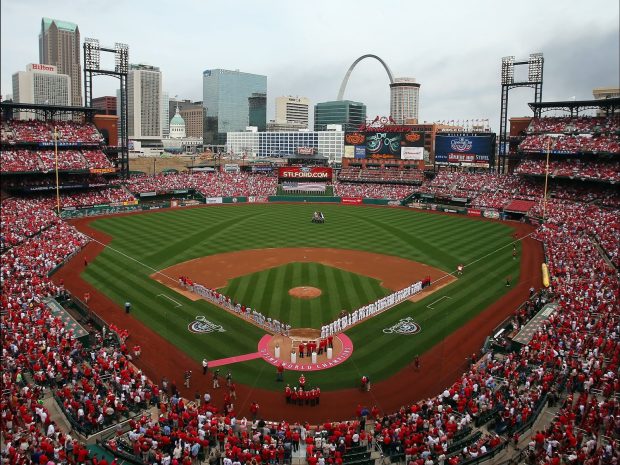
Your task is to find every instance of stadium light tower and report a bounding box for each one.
[83,38,130,178]
[498,53,544,173]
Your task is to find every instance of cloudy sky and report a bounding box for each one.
[1,0,618,130]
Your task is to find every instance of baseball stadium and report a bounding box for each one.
[1,36,620,465]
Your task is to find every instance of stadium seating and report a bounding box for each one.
[1,156,619,465]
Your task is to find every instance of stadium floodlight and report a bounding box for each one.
[114,42,129,74]
[84,38,100,71]
[528,53,544,83]
[501,56,514,85]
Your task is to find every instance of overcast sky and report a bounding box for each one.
[2,0,618,130]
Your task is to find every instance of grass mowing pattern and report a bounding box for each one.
[83,204,520,391]
[221,262,391,328]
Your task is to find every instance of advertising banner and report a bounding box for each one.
[205,197,223,204]
[467,208,482,216]
[248,196,268,203]
[341,197,363,205]
[344,146,355,158]
[354,146,366,158]
[278,167,332,180]
[435,134,494,167]
[401,147,424,160]
[344,132,366,145]
[365,132,402,158]
[89,168,116,174]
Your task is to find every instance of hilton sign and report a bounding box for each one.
[28,63,57,73]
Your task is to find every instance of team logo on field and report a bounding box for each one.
[450,137,473,152]
[383,317,421,335]
[188,316,225,334]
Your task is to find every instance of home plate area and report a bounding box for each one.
[258,331,354,371]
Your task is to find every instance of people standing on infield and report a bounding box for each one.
[298,373,306,390]
[212,369,220,389]
[202,358,208,375]
[124,301,131,314]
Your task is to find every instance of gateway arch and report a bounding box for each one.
[337,54,395,101]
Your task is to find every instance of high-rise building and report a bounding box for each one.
[161,92,170,138]
[202,69,267,145]
[248,93,267,131]
[314,100,366,131]
[12,63,71,119]
[179,103,204,139]
[390,78,420,124]
[92,96,117,115]
[39,17,82,106]
[275,96,310,128]
[127,64,162,140]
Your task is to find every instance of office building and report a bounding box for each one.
[390,78,421,124]
[128,64,162,140]
[12,63,71,119]
[161,92,170,137]
[227,127,344,162]
[248,93,267,131]
[39,17,82,106]
[275,96,310,128]
[202,68,267,145]
[314,100,366,131]
[180,104,204,139]
[92,96,117,115]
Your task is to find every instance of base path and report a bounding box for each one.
[57,213,542,424]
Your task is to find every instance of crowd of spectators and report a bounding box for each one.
[526,116,619,135]
[333,181,415,200]
[515,159,620,183]
[519,134,620,155]
[338,167,424,184]
[0,149,115,173]
[1,154,620,465]
[1,120,104,144]
[125,171,278,198]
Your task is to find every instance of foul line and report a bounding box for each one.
[157,294,182,307]
[426,296,452,309]
[85,236,178,284]
[429,231,536,288]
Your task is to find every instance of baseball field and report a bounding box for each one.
[57,203,541,421]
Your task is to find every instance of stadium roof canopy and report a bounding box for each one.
[528,97,620,116]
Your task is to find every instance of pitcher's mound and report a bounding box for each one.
[289,286,322,299]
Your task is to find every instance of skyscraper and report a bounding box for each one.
[202,69,267,145]
[39,17,82,106]
[127,64,162,139]
[314,100,366,131]
[390,78,420,124]
[161,92,170,138]
[275,96,310,128]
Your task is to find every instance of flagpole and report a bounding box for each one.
[542,137,551,221]
[54,126,61,216]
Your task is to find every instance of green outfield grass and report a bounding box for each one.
[83,204,521,391]
[220,262,391,328]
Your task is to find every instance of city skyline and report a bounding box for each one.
[1,0,618,130]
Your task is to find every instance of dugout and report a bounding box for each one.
[502,199,536,220]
